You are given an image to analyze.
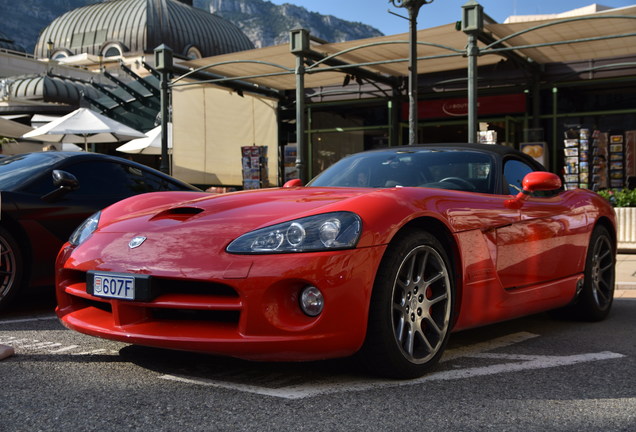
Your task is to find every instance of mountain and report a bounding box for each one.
[0,0,383,55]
[0,0,101,54]
[196,0,384,48]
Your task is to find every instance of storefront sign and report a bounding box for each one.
[402,94,526,120]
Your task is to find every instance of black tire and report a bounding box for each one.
[360,229,454,379]
[0,226,24,310]
[576,225,616,321]
[551,225,615,322]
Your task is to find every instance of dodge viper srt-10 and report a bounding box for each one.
[56,144,616,378]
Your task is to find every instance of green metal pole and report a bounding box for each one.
[154,44,173,175]
[462,1,483,144]
[390,0,433,145]
[466,33,478,144]
[295,54,306,183]
[552,87,558,173]
[407,6,419,145]
[290,29,309,183]
[159,71,169,174]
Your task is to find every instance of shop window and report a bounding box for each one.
[311,104,388,130]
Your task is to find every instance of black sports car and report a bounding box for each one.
[0,151,200,309]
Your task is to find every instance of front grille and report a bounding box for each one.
[84,298,112,313]
[62,270,242,326]
[150,308,240,322]
[152,278,238,298]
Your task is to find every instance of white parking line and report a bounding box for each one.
[19,341,63,349]
[0,335,116,356]
[1,327,627,400]
[72,349,110,355]
[0,315,57,325]
[432,351,624,381]
[159,333,626,400]
[441,331,538,362]
[49,345,80,353]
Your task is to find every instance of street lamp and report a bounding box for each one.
[46,39,54,59]
[389,0,433,145]
[154,44,173,174]
[290,28,310,183]
[461,0,484,144]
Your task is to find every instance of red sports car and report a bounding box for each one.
[56,144,616,378]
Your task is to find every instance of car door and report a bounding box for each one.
[26,158,182,238]
[494,158,586,289]
[14,158,188,285]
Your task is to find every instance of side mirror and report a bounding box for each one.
[505,171,561,209]
[52,170,80,190]
[41,170,80,202]
[283,178,303,188]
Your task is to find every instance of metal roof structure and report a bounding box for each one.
[34,0,253,60]
[8,74,102,105]
[178,5,636,92]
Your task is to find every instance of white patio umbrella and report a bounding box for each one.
[21,107,146,151]
[116,124,171,155]
[42,143,84,152]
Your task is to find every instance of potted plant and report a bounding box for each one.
[597,188,636,251]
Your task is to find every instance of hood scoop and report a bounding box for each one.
[149,206,204,222]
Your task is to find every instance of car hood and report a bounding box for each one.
[99,187,377,239]
[69,187,385,274]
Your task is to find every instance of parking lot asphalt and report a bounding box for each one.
[616,253,636,298]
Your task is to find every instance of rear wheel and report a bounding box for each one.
[0,226,23,310]
[577,225,615,321]
[360,230,454,379]
[552,225,615,321]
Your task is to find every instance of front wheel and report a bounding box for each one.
[360,230,454,379]
[0,226,24,310]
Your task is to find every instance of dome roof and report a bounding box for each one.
[34,0,253,60]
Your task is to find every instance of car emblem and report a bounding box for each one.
[128,236,147,249]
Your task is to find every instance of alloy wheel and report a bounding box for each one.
[590,234,614,309]
[391,245,451,364]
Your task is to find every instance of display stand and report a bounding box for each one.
[563,127,626,191]
[241,146,269,190]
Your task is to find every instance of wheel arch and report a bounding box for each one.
[594,216,617,252]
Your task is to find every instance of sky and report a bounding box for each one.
[269,0,635,35]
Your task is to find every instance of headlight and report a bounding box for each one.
[69,211,101,246]
[226,211,361,254]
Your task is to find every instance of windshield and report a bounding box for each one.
[0,153,62,191]
[308,149,495,193]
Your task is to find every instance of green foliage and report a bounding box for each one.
[597,189,636,207]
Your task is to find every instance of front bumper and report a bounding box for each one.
[56,243,386,361]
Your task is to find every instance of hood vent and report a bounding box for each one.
[150,206,204,222]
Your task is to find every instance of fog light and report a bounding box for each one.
[299,286,323,317]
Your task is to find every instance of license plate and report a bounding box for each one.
[92,273,135,300]
[87,271,154,301]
